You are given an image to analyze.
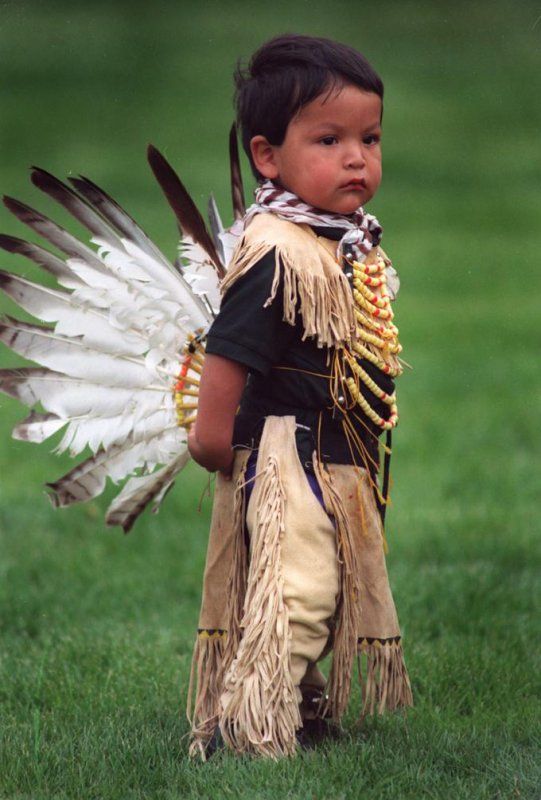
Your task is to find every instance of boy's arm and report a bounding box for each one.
[188,353,247,476]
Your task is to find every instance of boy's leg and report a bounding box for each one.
[245,465,339,700]
[218,417,339,756]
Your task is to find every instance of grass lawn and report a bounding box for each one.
[0,2,539,798]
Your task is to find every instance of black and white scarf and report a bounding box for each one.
[231,180,383,265]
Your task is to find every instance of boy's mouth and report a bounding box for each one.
[342,179,366,190]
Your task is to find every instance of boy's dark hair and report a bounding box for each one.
[234,34,384,180]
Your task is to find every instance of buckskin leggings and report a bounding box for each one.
[244,447,339,698]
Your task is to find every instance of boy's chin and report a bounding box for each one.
[325,191,374,215]
[325,198,367,215]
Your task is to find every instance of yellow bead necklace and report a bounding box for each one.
[340,250,403,431]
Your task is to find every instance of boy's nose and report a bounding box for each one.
[344,146,365,169]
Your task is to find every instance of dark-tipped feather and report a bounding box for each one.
[31,167,123,249]
[13,410,65,443]
[0,367,44,401]
[3,196,105,268]
[146,144,224,278]
[207,194,226,265]
[229,123,246,221]
[46,450,110,508]
[105,452,189,533]
[68,174,169,267]
[0,234,79,285]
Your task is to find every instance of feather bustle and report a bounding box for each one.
[0,153,220,529]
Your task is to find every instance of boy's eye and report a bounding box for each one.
[363,133,381,146]
[319,135,338,146]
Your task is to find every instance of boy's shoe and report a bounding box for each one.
[296,716,343,750]
[299,686,333,720]
[204,725,224,759]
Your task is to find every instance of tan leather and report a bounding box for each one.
[244,426,339,697]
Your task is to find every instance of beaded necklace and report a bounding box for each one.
[338,248,403,432]
[323,247,404,521]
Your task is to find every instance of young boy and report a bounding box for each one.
[187,33,413,759]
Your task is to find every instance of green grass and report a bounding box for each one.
[0,1,540,798]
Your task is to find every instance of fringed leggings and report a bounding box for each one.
[242,448,339,700]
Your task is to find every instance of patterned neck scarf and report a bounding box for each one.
[231,180,383,265]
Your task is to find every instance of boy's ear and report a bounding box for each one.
[250,135,280,180]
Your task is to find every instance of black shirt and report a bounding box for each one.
[205,226,394,473]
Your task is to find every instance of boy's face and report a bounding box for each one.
[250,84,382,215]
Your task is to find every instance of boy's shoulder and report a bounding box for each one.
[221,213,356,349]
[230,213,322,265]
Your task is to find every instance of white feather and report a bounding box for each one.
[385,264,400,301]
[0,272,148,356]
[105,450,190,530]
[218,228,239,269]
[179,237,222,314]
[48,424,186,508]
[0,369,169,420]
[56,406,174,456]
[13,411,65,443]
[0,320,157,387]
[67,255,200,351]
[116,239,210,328]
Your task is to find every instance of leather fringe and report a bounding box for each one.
[219,453,302,758]
[220,466,249,677]
[188,460,248,760]
[358,638,414,716]
[187,632,226,760]
[313,459,363,721]
[221,218,355,349]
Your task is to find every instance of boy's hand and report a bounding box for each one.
[187,427,234,480]
[187,353,247,479]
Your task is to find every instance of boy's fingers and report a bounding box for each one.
[219,451,235,481]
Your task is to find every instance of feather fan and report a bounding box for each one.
[0,147,233,531]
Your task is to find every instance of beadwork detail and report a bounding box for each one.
[342,250,403,431]
[173,333,205,428]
